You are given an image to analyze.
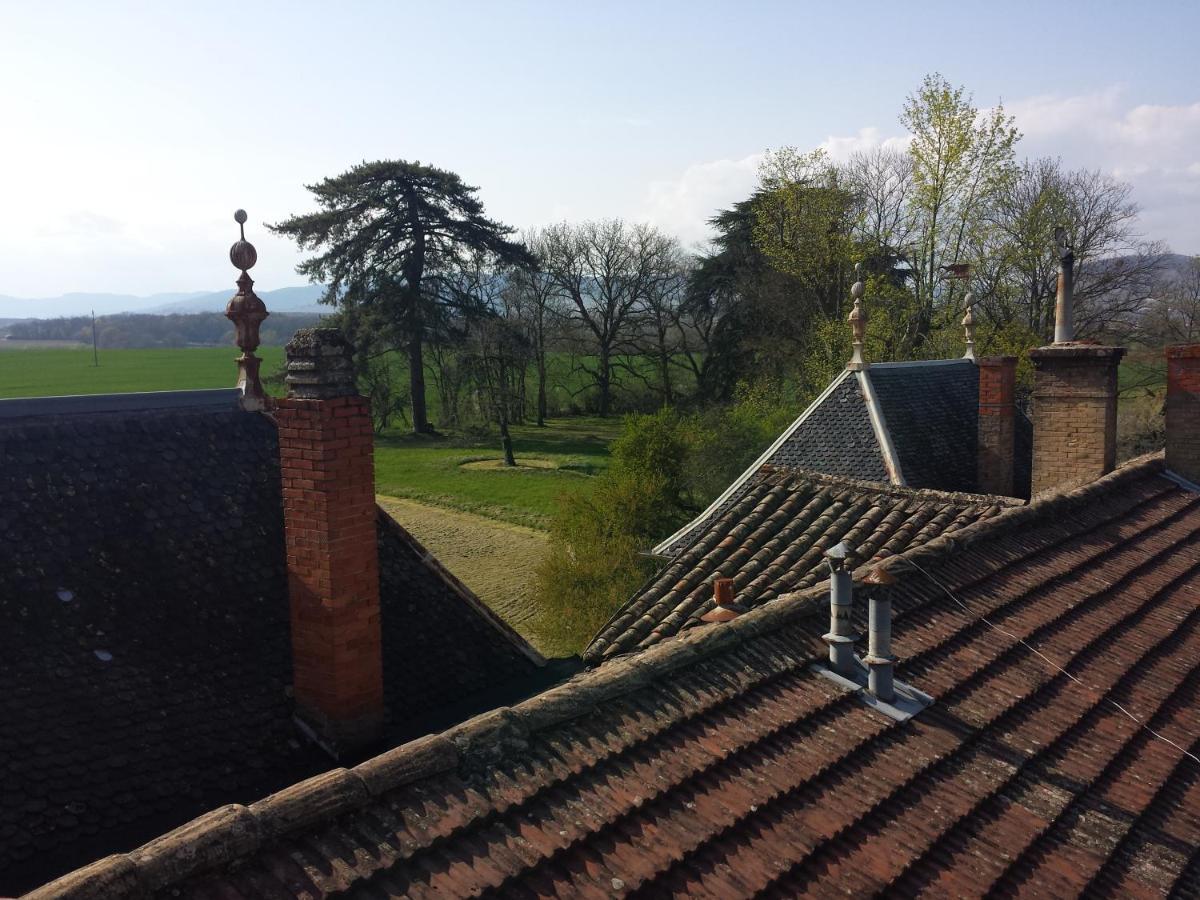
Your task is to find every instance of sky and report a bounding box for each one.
[2,0,1199,299]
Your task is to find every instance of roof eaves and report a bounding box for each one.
[650,369,854,557]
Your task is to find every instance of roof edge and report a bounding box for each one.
[375,506,546,666]
[649,370,853,556]
[759,465,1023,508]
[856,369,906,486]
[0,389,239,420]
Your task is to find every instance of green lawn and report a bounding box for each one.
[0,345,285,397]
[374,417,620,529]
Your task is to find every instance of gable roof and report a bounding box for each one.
[0,394,549,894]
[585,466,1016,663]
[654,359,1033,557]
[31,453,1200,899]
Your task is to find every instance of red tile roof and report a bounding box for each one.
[29,454,1200,899]
[586,467,1014,663]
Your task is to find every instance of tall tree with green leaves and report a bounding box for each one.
[270,159,531,434]
[900,73,1020,350]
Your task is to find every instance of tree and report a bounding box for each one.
[508,229,566,426]
[269,159,532,434]
[541,220,675,415]
[900,73,1020,351]
[1144,256,1200,344]
[981,158,1163,342]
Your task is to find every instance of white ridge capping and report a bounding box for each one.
[856,369,907,487]
[650,369,854,557]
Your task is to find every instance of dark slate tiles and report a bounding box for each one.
[867,360,980,493]
[0,405,545,894]
[766,374,889,481]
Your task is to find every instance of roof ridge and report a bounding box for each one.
[760,464,1022,507]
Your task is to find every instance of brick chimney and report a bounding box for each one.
[1028,345,1124,494]
[1027,231,1125,495]
[977,356,1017,497]
[1166,344,1200,485]
[276,328,384,754]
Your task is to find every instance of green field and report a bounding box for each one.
[0,346,619,529]
[0,345,286,397]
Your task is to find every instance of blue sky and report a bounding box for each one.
[2,0,1197,297]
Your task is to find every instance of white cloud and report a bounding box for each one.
[643,154,762,247]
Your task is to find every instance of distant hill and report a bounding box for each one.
[0,285,328,319]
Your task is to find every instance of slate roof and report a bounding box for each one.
[585,467,1015,663]
[654,359,1033,557]
[0,397,548,894]
[31,453,1200,899]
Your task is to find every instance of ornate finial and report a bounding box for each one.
[225,209,270,410]
[847,263,868,370]
[962,294,977,361]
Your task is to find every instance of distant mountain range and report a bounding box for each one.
[0,284,328,320]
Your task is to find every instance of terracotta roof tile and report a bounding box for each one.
[29,454,1200,899]
[586,468,1013,662]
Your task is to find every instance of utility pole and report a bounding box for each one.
[91,309,99,367]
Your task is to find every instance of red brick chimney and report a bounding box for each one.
[1166,344,1200,485]
[977,356,1017,497]
[276,328,384,753]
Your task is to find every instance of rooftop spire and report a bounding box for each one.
[225,209,270,410]
[847,264,867,370]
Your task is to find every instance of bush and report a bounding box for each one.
[533,470,679,652]
[533,389,799,654]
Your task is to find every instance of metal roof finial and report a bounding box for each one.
[847,263,868,370]
[225,209,270,410]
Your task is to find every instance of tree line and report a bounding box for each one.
[6,312,322,349]
[269,74,1194,447]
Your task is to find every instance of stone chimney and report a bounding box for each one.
[1028,231,1125,495]
[1166,344,1200,485]
[276,328,384,754]
[977,356,1017,497]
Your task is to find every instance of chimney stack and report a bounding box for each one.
[1166,344,1200,485]
[276,328,384,754]
[977,356,1017,497]
[1028,229,1124,495]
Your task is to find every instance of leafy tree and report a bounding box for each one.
[269,159,532,434]
[900,73,1019,350]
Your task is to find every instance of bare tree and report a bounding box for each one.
[508,228,568,425]
[983,158,1164,341]
[1144,256,1200,344]
[541,220,675,415]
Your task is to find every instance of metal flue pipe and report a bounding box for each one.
[823,541,857,675]
[1054,226,1076,344]
[862,567,898,703]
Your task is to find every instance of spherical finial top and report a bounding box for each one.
[230,208,256,271]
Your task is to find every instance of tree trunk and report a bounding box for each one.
[597,345,611,416]
[536,351,548,426]
[408,331,431,434]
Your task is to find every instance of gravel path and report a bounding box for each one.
[376,496,551,651]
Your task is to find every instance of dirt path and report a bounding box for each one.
[377,496,551,651]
